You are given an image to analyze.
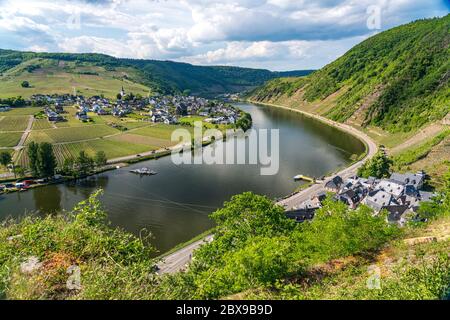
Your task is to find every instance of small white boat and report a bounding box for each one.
[130,168,158,176]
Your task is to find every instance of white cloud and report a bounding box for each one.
[0,0,447,70]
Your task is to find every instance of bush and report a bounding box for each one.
[0,190,156,299]
[292,199,400,265]
[358,151,392,178]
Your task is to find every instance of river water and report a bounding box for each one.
[0,103,365,254]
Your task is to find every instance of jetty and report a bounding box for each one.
[293,174,315,183]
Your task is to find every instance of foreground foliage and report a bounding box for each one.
[0,190,156,299]
[1,181,448,299]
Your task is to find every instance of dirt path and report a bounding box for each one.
[14,115,34,150]
[389,123,445,155]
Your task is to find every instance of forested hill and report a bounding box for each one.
[249,15,450,133]
[0,49,313,97]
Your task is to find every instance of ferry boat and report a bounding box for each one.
[130,168,158,176]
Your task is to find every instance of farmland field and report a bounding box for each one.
[0,132,22,147]
[0,107,42,116]
[26,125,119,144]
[52,139,153,164]
[132,124,193,140]
[109,133,174,148]
[0,59,152,99]
[6,107,197,168]
[32,118,54,130]
[0,116,30,131]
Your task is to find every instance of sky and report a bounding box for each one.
[0,0,448,71]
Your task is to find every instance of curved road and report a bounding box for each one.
[156,101,378,274]
[156,235,214,274]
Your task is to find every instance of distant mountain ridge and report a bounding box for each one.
[0,49,313,97]
[249,15,449,133]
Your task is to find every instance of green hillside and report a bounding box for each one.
[0,58,152,99]
[0,49,313,98]
[250,15,449,133]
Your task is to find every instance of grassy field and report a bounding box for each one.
[26,125,119,144]
[133,124,194,140]
[2,105,213,171]
[392,129,450,189]
[17,137,159,167]
[9,111,185,166]
[0,107,42,116]
[32,118,54,130]
[0,116,30,131]
[109,133,174,148]
[179,116,230,130]
[0,132,22,148]
[53,139,154,164]
[0,59,152,99]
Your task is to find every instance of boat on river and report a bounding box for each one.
[293,174,315,182]
[130,168,158,176]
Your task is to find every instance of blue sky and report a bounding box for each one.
[0,0,448,70]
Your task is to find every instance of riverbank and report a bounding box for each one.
[155,100,379,274]
[246,99,378,210]
[1,124,241,194]
[0,163,128,195]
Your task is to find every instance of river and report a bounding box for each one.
[0,103,365,255]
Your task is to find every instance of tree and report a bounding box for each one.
[37,143,57,177]
[94,151,107,167]
[0,152,16,178]
[21,81,30,88]
[417,167,450,221]
[357,151,392,178]
[236,112,252,132]
[13,165,25,178]
[61,158,75,176]
[0,152,12,169]
[28,141,40,177]
[195,192,296,266]
[76,151,94,176]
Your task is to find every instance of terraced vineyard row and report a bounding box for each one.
[27,125,119,144]
[32,119,54,130]
[0,116,30,131]
[0,132,23,147]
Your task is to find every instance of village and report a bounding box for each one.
[27,89,240,126]
[287,171,436,226]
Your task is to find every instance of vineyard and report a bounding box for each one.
[0,132,22,147]
[0,116,30,131]
[26,125,119,144]
[132,124,193,140]
[0,107,41,116]
[32,119,54,130]
[1,108,189,171]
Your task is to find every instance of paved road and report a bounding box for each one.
[157,235,214,274]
